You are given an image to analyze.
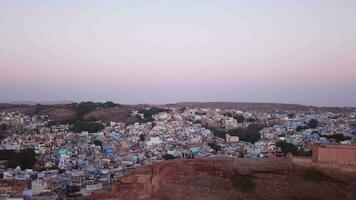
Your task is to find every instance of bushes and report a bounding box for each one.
[139,134,146,142]
[204,123,264,143]
[276,141,312,157]
[76,102,98,116]
[224,113,245,123]
[320,134,351,142]
[139,108,167,118]
[229,124,264,143]
[93,139,102,147]
[5,149,37,169]
[0,123,7,132]
[71,121,104,133]
[208,142,221,152]
[308,119,318,129]
[303,169,326,182]
[230,174,256,192]
[162,154,176,160]
[234,115,245,123]
[0,150,16,160]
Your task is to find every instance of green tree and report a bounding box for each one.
[275,141,311,157]
[0,123,7,132]
[71,121,104,133]
[93,139,102,147]
[276,141,298,155]
[234,115,245,123]
[162,154,176,160]
[288,113,295,119]
[321,134,351,142]
[102,101,117,108]
[0,150,16,160]
[208,142,221,152]
[303,169,326,182]
[76,102,97,116]
[308,119,318,129]
[139,134,146,142]
[6,149,37,169]
[228,124,264,143]
[230,174,256,192]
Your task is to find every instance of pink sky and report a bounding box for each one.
[0,0,356,106]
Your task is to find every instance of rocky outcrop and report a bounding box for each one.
[111,158,294,200]
[86,157,356,200]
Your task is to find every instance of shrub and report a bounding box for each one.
[162,154,176,160]
[6,149,37,169]
[0,123,7,132]
[71,121,104,133]
[303,169,325,182]
[234,115,245,123]
[230,174,256,192]
[139,134,146,142]
[76,101,98,116]
[308,119,318,129]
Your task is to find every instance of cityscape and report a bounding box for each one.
[0,102,355,199]
[1,1,356,200]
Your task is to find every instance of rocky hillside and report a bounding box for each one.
[170,102,355,112]
[0,103,140,125]
[87,158,355,200]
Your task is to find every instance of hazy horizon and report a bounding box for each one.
[1,1,356,107]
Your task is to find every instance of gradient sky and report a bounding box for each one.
[1,0,355,106]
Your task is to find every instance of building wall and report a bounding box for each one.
[312,144,356,167]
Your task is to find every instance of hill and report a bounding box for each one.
[86,158,356,200]
[169,102,355,112]
[0,102,141,125]
[1,101,355,125]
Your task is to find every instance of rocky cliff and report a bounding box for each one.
[87,158,356,200]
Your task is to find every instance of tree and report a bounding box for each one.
[208,142,221,152]
[228,124,264,143]
[321,134,351,142]
[76,102,97,116]
[6,149,37,169]
[230,174,256,192]
[139,134,146,142]
[308,119,318,129]
[303,169,326,182]
[288,113,295,119]
[93,139,102,147]
[276,141,298,155]
[0,123,7,132]
[246,118,256,122]
[234,115,245,123]
[71,121,104,133]
[162,154,176,160]
[296,125,305,132]
[102,101,117,108]
[276,141,312,156]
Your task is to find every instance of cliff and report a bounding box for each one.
[86,158,356,200]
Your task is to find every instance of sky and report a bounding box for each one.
[0,0,355,106]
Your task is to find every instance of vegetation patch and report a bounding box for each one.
[230,174,256,192]
[319,133,351,142]
[276,141,312,156]
[71,121,104,133]
[205,123,264,143]
[303,169,326,182]
[1,149,37,170]
[162,154,176,160]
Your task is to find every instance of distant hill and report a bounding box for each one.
[2,100,75,105]
[0,102,142,125]
[1,101,355,125]
[168,102,356,112]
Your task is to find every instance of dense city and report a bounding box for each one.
[0,103,355,199]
